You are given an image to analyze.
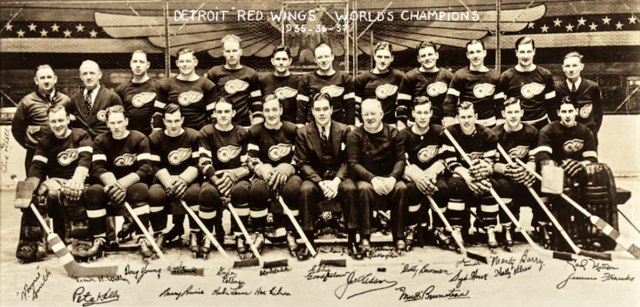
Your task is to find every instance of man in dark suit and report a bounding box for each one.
[294,93,362,260]
[68,60,122,139]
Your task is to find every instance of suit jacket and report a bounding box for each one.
[68,85,122,139]
[294,120,350,183]
[554,78,603,134]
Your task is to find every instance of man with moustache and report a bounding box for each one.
[294,93,361,260]
[206,35,263,127]
[347,98,408,255]
[443,40,500,128]
[13,64,70,173]
[259,45,300,123]
[496,37,557,131]
[397,41,453,127]
[67,60,123,139]
[296,42,355,129]
[14,106,92,262]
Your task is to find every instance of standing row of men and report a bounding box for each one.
[12,34,602,263]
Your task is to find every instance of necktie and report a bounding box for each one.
[321,126,328,143]
[570,82,576,93]
[84,90,93,113]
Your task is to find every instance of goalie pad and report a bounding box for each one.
[581,163,618,251]
[61,200,91,243]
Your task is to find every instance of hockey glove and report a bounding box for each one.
[416,173,438,195]
[469,159,493,180]
[562,159,585,178]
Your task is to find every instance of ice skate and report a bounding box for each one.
[486,226,498,253]
[189,232,200,258]
[138,236,155,262]
[405,225,416,252]
[433,227,455,251]
[72,237,106,262]
[451,226,465,252]
[502,225,514,252]
[117,221,135,242]
[286,231,298,258]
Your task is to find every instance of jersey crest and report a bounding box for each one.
[224,79,249,94]
[274,87,298,100]
[563,139,584,154]
[268,143,293,161]
[320,85,345,98]
[132,92,157,107]
[427,82,448,97]
[520,82,545,99]
[57,148,79,166]
[178,90,204,106]
[375,84,398,99]
[217,145,242,163]
[114,153,137,167]
[168,148,192,166]
[97,110,107,122]
[417,145,439,163]
[473,83,496,99]
[580,103,592,118]
[508,145,529,159]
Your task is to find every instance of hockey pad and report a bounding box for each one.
[125,183,149,203]
[582,163,618,251]
[541,164,564,195]
[62,203,90,241]
[15,181,36,209]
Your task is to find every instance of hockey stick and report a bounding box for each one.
[427,196,488,264]
[224,197,286,268]
[443,129,573,261]
[516,159,640,259]
[497,145,612,261]
[13,177,118,277]
[617,209,640,236]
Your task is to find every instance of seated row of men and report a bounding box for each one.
[14,86,597,263]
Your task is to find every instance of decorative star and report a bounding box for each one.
[28,23,37,31]
[527,22,535,29]
[16,29,25,37]
[553,18,562,27]
[39,28,48,37]
[565,23,574,32]
[602,16,611,25]
[577,17,586,26]
[76,24,84,32]
[589,22,598,31]
[540,24,549,33]
[4,22,12,31]
[89,29,98,38]
[63,29,72,37]
[616,21,624,30]
[630,15,637,24]
[51,23,59,32]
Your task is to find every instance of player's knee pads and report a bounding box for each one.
[149,185,168,206]
[249,181,269,202]
[183,184,201,204]
[126,183,149,203]
[84,185,108,207]
[198,185,219,203]
[446,176,468,198]
[63,203,88,221]
[493,177,514,198]
[230,183,250,205]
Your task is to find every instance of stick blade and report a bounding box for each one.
[578,250,613,261]
[233,258,260,268]
[319,259,347,267]
[551,251,574,261]
[263,259,289,269]
[465,252,488,264]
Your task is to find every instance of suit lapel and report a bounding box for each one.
[330,122,342,158]
[308,123,323,160]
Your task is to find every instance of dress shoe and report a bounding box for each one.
[297,246,312,261]
[360,238,371,257]
[348,243,364,260]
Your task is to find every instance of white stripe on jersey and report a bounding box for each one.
[344,92,355,100]
[33,155,48,164]
[397,93,412,101]
[583,151,598,159]
[297,94,309,102]
[78,146,93,153]
[92,154,107,162]
[494,92,505,100]
[545,91,556,100]
[248,143,259,151]
[154,100,166,109]
[354,95,362,103]
[137,153,151,161]
[537,145,552,154]
[199,147,212,157]
[447,88,460,96]
[206,102,216,111]
[150,154,161,162]
[250,90,262,97]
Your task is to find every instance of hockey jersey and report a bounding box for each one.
[148,128,200,176]
[296,71,355,125]
[354,69,405,124]
[259,73,300,123]
[535,121,597,164]
[441,124,498,171]
[491,123,539,164]
[28,128,93,180]
[443,67,500,124]
[91,130,153,183]
[154,77,217,132]
[496,66,556,122]
[400,124,444,171]
[346,124,406,182]
[397,68,453,122]
[554,78,603,134]
[247,122,297,167]
[198,124,248,175]
[206,66,262,126]
[115,78,161,136]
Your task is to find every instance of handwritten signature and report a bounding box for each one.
[72,286,120,306]
[334,271,397,299]
[20,267,51,301]
[400,263,453,278]
[159,285,204,300]
[396,285,470,301]
[125,264,161,284]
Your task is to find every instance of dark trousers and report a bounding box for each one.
[357,180,408,240]
[299,178,358,232]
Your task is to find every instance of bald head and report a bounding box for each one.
[79,60,102,90]
[361,98,383,132]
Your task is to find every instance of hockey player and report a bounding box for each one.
[491,97,540,250]
[154,48,217,241]
[198,97,251,257]
[354,42,406,129]
[495,37,557,131]
[555,52,603,146]
[116,50,161,136]
[12,64,70,173]
[347,98,408,255]
[247,94,301,257]
[295,93,361,260]
[400,96,450,250]
[441,101,507,252]
[259,45,300,123]
[296,42,356,129]
[67,60,123,139]
[443,40,500,128]
[397,41,453,127]
[206,35,263,127]
[85,105,155,261]
[148,104,205,257]
[14,105,91,262]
